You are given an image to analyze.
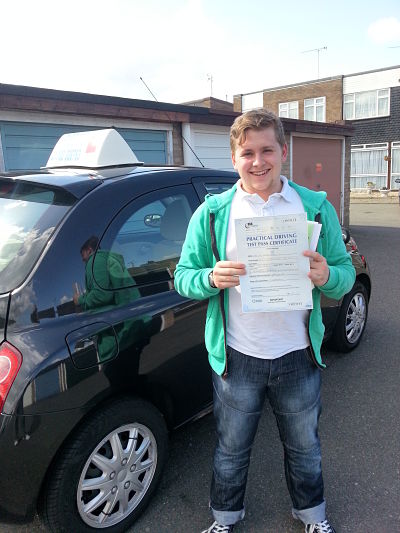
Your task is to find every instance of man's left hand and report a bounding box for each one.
[303,250,330,287]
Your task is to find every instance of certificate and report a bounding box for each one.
[235,213,313,313]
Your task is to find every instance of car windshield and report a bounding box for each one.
[0,179,76,293]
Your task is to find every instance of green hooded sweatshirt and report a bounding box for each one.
[78,250,141,361]
[78,250,138,310]
[174,181,355,375]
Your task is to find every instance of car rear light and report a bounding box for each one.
[0,342,22,413]
[348,236,358,252]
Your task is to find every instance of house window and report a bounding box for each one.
[304,97,326,122]
[278,101,299,119]
[343,89,390,120]
[350,143,388,189]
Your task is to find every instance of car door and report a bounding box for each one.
[91,184,212,427]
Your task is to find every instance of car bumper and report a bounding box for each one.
[0,409,83,522]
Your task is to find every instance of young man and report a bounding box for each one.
[174,110,355,533]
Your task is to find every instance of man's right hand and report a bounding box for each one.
[212,261,246,289]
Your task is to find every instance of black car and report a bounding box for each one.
[0,130,370,532]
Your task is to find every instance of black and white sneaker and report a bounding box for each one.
[305,519,336,533]
[201,521,234,533]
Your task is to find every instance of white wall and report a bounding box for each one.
[343,67,400,94]
[241,92,263,111]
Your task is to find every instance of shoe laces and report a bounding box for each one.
[206,521,233,533]
[306,519,335,533]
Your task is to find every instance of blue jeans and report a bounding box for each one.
[210,346,326,526]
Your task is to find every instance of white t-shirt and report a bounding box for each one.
[226,176,310,359]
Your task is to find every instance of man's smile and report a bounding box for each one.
[250,169,270,176]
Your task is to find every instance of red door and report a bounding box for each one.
[291,136,343,221]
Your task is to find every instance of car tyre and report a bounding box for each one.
[330,281,368,352]
[40,396,168,532]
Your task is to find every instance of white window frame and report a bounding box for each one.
[350,142,388,189]
[0,131,5,172]
[392,141,400,189]
[278,101,299,119]
[304,97,326,122]
[343,88,390,120]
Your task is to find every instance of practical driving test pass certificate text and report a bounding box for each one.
[235,212,313,313]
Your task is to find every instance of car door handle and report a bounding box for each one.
[66,322,118,369]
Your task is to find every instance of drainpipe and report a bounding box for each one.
[0,131,5,172]
[385,142,392,189]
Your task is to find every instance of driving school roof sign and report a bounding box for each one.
[45,128,142,169]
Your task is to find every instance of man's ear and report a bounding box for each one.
[231,151,237,169]
[282,143,288,162]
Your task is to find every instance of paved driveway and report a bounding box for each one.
[1,201,399,533]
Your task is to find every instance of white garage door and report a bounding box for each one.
[182,124,232,170]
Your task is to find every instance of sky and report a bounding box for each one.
[2,0,400,105]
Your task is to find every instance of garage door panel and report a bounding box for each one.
[0,122,168,170]
[6,147,51,170]
[194,132,230,148]
[196,147,232,159]
[187,126,232,170]
[3,135,60,149]
[199,158,233,170]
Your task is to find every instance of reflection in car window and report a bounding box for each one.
[204,183,234,195]
[118,200,165,236]
[0,180,76,293]
[96,192,194,289]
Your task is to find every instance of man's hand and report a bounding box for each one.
[212,261,246,289]
[73,292,80,305]
[303,250,330,287]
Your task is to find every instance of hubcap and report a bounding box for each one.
[345,291,367,344]
[77,423,157,528]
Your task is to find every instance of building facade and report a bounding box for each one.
[234,65,400,191]
[0,84,238,172]
[343,67,400,190]
[0,83,353,225]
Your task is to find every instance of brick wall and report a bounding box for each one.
[282,142,291,178]
[343,137,351,228]
[263,78,343,123]
[233,95,242,113]
[350,86,400,144]
[172,123,184,165]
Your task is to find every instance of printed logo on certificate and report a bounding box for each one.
[235,212,313,313]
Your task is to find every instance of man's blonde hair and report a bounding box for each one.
[230,109,286,152]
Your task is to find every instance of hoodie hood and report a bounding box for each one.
[94,249,126,269]
[205,183,237,213]
[288,181,327,212]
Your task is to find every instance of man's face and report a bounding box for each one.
[81,247,93,263]
[232,127,287,201]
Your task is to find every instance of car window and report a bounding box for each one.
[94,187,197,289]
[204,183,235,195]
[0,179,76,293]
[118,199,166,236]
[191,177,237,202]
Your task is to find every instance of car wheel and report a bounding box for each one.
[330,281,368,352]
[41,397,168,532]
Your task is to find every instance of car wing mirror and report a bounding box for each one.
[144,214,162,227]
[342,227,350,244]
